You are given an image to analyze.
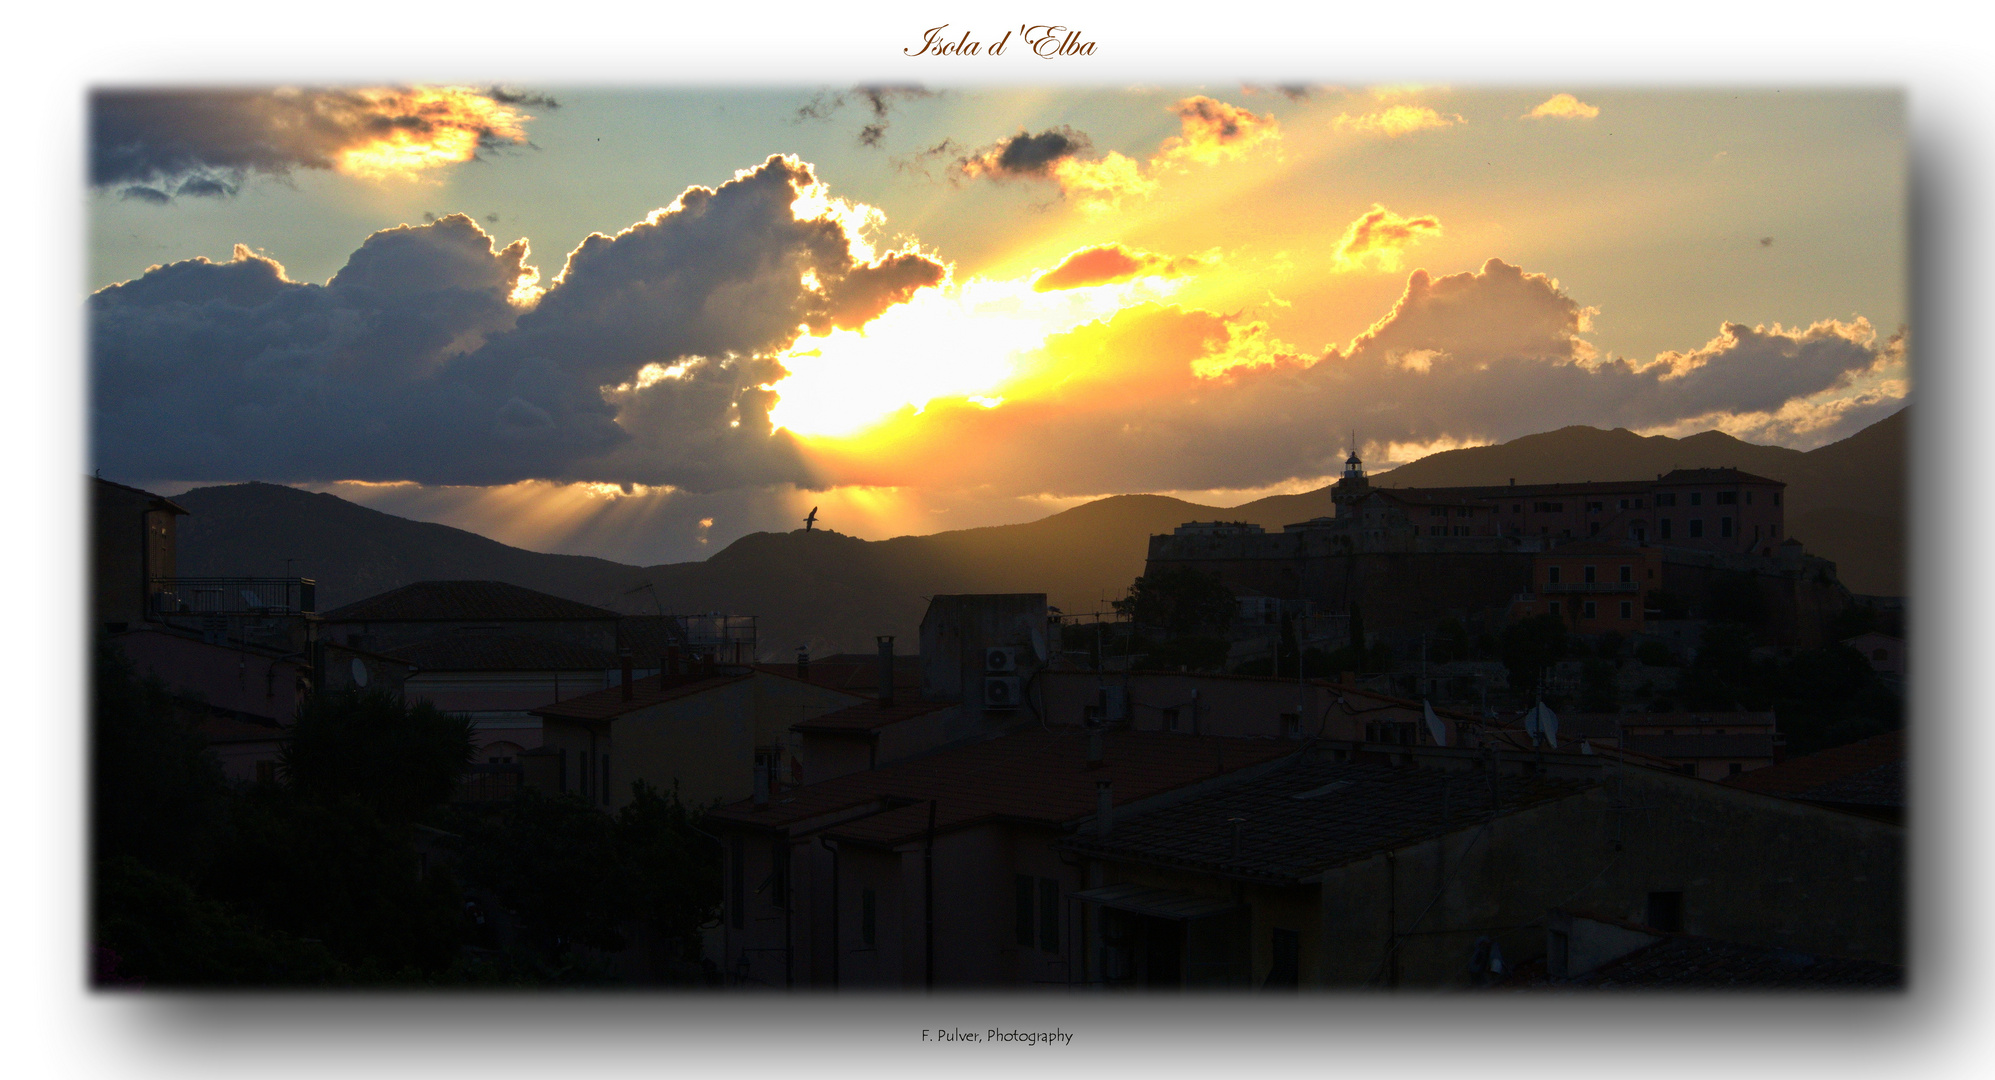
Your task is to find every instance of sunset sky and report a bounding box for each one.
[89,85,1907,565]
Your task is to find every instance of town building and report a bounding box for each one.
[1722,728,1904,824]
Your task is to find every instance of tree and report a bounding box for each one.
[1114,567,1236,639]
[616,782,723,962]
[457,788,632,958]
[1500,614,1569,697]
[281,688,475,825]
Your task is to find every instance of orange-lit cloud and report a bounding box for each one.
[92,86,543,200]
[1033,244,1200,291]
[1048,152,1158,212]
[1524,93,1601,120]
[1157,96,1281,165]
[1332,104,1463,138]
[1333,204,1443,271]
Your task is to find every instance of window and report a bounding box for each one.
[1431,506,1448,518]
[1039,878,1060,952]
[1586,501,1603,512]
[1454,525,1469,536]
[580,750,591,801]
[1548,601,1561,616]
[1534,501,1564,512]
[861,888,877,947]
[1656,493,1677,507]
[1646,891,1685,933]
[1618,498,1629,510]
[1689,492,1703,506]
[1660,519,1672,540]
[1620,601,1633,619]
[1773,492,1781,506]
[1458,507,1472,517]
[1589,522,1601,536]
[1513,504,1523,513]
[1583,565,1597,584]
[1583,601,1597,619]
[729,837,745,929]
[1745,491,1754,505]
[1720,516,1733,538]
[1729,762,1744,776]
[1547,566,1561,584]
[1282,713,1300,739]
[601,755,611,805]
[1689,519,1704,538]
[1620,565,1633,583]
[1430,525,1445,536]
[1716,491,1737,505]
[1015,875,1035,947]
[1633,498,1644,509]
[1163,706,1181,732]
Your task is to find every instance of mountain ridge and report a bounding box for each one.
[170,408,1906,655]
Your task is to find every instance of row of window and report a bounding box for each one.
[1497,490,1776,514]
[1545,564,1637,584]
[1427,525,1475,536]
[1427,506,1475,518]
[1545,600,1638,620]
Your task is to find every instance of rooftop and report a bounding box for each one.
[1059,756,1597,885]
[749,654,922,694]
[1654,467,1785,487]
[792,698,956,735]
[706,729,1299,846]
[1621,734,1779,760]
[1566,936,1902,990]
[384,632,621,673]
[1722,729,1904,809]
[533,670,750,722]
[321,580,621,623]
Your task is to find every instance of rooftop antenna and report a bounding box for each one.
[623,580,666,618]
[803,506,819,532]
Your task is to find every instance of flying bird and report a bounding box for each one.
[1760,236,1774,247]
[804,506,819,531]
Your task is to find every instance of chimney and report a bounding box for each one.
[666,645,681,676]
[876,635,896,707]
[620,649,633,701]
[1095,780,1113,835]
[1086,729,1104,766]
[753,762,769,808]
[1509,477,1516,487]
[797,647,811,681]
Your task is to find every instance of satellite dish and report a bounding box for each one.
[1423,699,1448,747]
[350,658,370,687]
[1523,699,1559,748]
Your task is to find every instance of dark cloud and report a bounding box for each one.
[91,155,946,490]
[796,85,935,147]
[956,126,1092,179]
[90,86,538,201]
[117,185,170,204]
[485,87,561,109]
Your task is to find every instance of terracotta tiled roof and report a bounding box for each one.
[385,633,620,672]
[1723,729,1905,808]
[792,698,955,735]
[1059,757,1595,884]
[1607,712,1778,728]
[322,580,620,623]
[1622,734,1778,760]
[532,670,748,722]
[707,729,1298,846]
[1572,936,1901,989]
[749,655,922,692]
[94,475,190,514]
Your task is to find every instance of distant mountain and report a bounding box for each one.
[170,409,1906,656]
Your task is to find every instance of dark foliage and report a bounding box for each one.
[91,640,229,879]
[1500,614,1569,697]
[281,688,474,824]
[1114,566,1236,639]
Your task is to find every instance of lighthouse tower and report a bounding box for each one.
[1332,441,1370,516]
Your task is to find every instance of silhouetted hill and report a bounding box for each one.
[1225,409,1905,593]
[170,411,1905,656]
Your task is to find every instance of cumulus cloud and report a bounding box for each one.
[809,259,1903,496]
[1033,244,1200,291]
[1524,93,1600,120]
[91,155,946,489]
[1332,104,1464,138]
[1156,96,1281,165]
[1333,204,1443,271]
[92,86,542,201]
[797,85,936,146]
[954,126,1093,180]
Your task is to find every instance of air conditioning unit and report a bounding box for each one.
[985,646,1019,673]
[984,675,1022,709]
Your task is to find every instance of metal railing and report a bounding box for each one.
[149,577,316,615]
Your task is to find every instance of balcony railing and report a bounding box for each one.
[1543,582,1640,594]
[149,577,316,616]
